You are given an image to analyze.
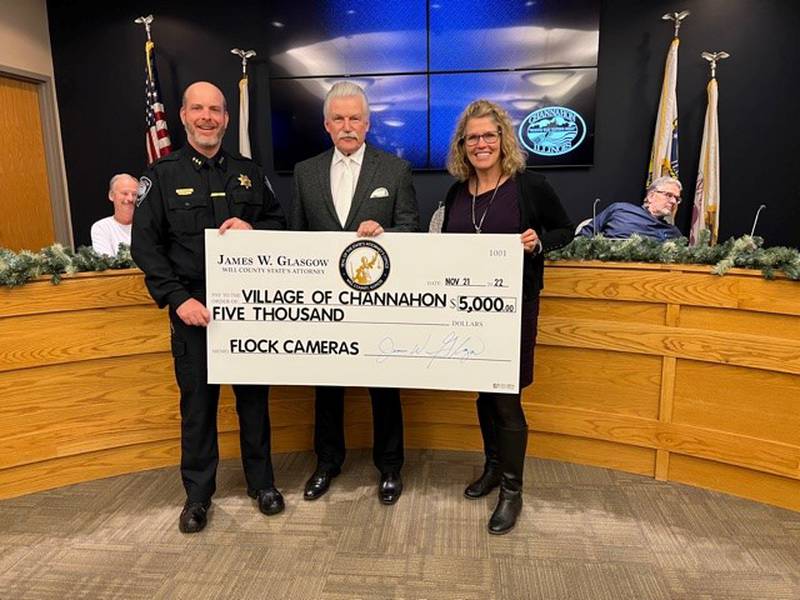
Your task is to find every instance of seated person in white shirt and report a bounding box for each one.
[91,173,138,256]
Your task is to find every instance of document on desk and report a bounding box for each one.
[205,230,523,393]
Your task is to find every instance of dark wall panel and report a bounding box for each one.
[48,0,800,248]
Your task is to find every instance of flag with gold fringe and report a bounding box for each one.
[691,76,720,245]
[238,74,252,158]
[646,36,680,222]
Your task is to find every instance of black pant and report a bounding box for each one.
[170,310,275,503]
[314,386,404,474]
[477,392,527,431]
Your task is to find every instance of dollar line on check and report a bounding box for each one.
[205,230,524,393]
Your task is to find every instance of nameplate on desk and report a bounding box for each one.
[205,230,523,393]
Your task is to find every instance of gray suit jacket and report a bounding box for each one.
[290,144,419,232]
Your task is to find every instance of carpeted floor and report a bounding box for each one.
[1,449,798,599]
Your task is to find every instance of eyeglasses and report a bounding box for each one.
[654,189,682,204]
[462,131,501,146]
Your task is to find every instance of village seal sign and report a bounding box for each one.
[518,106,587,157]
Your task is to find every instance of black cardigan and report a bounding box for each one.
[442,171,574,299]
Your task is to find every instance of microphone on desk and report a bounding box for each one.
[749,204,766,238]
[592,198,601,234]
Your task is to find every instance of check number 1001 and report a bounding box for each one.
[456,295,516,313]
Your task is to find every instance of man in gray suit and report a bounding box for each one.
[291,81,419,505]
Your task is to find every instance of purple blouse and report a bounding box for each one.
[444,178,521,234]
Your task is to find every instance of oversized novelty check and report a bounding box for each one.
[205,230,523,393]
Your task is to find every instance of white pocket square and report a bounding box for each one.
[369,187,389,199]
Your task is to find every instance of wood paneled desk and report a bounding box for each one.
[2,263,798,511]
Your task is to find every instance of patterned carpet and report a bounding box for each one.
[1,449,799,599]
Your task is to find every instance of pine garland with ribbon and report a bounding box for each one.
[546,230,800,280]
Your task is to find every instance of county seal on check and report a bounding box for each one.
[205,230,523,393]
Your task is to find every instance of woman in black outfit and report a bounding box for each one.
[434,100,573,534]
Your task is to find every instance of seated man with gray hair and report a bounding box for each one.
[91,173,138,255]
[577,176,683,241]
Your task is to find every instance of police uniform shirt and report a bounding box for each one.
[131,146,286,311]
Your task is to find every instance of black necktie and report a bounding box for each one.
[205,158,229,227]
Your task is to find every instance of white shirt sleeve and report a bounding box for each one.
[91,217,131,256]
[91,219,114,256]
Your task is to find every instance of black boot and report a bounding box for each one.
[488,426,527,535]
[465,394,501,498]
[464,464,502,499]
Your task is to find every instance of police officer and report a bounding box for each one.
[132,81,286,533]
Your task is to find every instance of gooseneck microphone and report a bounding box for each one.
[749,204,766,238]
[592,198,601,235]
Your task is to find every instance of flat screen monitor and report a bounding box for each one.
[271,75,428,171]
[429,0,600,71]
[267,2,427,77]
[267,0,600,171]
[429,69,597,168]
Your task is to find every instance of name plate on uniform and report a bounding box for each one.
[205,230,523,393]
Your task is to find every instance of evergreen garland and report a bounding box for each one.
[546,230,800,280]
[0,244,135,287]
[1,232,798,287]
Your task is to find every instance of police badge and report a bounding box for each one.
[137,176,152,207]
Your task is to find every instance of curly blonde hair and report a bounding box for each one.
[446,99,527,182]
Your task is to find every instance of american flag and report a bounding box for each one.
[144,39,172,164]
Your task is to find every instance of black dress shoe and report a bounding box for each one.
[464,467,502,499]
[378,471,403,505]
[303,468,340,501]
[179,500,210,534]
[247,487,285,516]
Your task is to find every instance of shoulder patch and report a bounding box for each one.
[137,176,152,207]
